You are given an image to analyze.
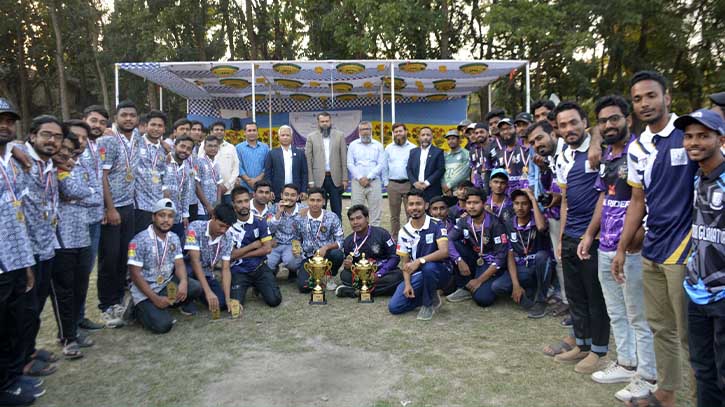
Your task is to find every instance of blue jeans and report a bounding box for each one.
[389,262,451,314]
[266,244,303,272]
[599,250,656,379]
[492,251,551,304]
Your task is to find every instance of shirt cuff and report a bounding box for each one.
[127,260,143,267]
[424,180,430,186]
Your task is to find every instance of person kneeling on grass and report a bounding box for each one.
[127,199,202,334]
[293,187,345,293]
[185,203,236,314]
[228,186,281,308]
[388,189,451,321]
[336,204,402,298]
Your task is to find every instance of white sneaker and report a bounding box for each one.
[615,375,657,402]
[591,361,635,384]
[325,277,338,291]
[101,307,124,328]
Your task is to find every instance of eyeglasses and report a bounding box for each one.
[597,114,624,125]
[36,131,64,141]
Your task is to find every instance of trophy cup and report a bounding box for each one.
[351,254,377,303]
[304,251,331,305]
[166,281,177,305]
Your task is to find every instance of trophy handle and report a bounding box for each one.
[303,261,311,273]
[324,259,332,274]
[370,263,378,282]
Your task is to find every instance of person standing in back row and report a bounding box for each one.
[236,122,268,193]
[305,112,348,218]
[385,123,416,241]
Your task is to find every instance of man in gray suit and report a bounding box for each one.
[305,112,348,218]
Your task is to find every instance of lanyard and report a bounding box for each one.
[88,140,99,175]
[307,214,324,244]
[148,226,170,275]
[210,234,224,266]
[487,196,506,218]
[352,226,371,255]
[205,156,217,180]
[468,216,486,254]
[115,132,135,172]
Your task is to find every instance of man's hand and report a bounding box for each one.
[359,177,369,188]
[318,246,328,258]
[403,259,421,274]
[611,251,626,284]
[183,217,189,229]
[205,204,214,216]
[403,283,415,298]
[442,184,450,194]
[587,126,602,169]
[413,181,427,190]
[555,241,562,261]
[11,146,32,172]
[342,181,348,190]
[152,294,172,309]
[457,259,471,276]
[176,280,188,303]
[25,267,34,292]
[299,208,309,217]
[577,234,593,260]
[524,188,537,203]
[466,278,482,293]
[106,208,122,226]
[300,192,308,201]
[511,283,524,304]
[205,290,220,312]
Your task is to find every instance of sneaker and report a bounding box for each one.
[527,302,548,319]
[335,285,356,298]
[591,361,635,384]
[560,315,573,327]
[101,307,123,328]
[615,375,657,402]
[416,306,434,321]
[16,376,43,389]
[179,302,198,316]
[554,346,588,364]
[119,294,134,322]
[446,288,472,303]
[16,379,45,398]
[75,333,94,348]
[78,318,104,331]
[431,291,443,310]
[575,352,605,374]
[519,295,534,310]
[0,383,35,406]
[325,278,338,291]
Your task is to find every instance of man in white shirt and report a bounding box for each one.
[199,121,239,205]
[384,123,416,241]
[347,121,385,226]
[264,125,308,201]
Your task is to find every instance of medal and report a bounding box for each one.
[43,211,49,220]
[16,210,24,223]
[166,281,177,304]
[12,200,20,207]
[468,215,486,257]
[476,257,485,266]
[151,175,160,184]
[116,132,136,182]
[149,226,171,288]
[352,226,371,258]
[156,274,164,285]
[126,170,134,182]
[51,217,58,227]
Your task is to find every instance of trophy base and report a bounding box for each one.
[358,291,374,303]
[310,291,327,305]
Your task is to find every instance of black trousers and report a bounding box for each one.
[561,235,610,351]
[230,263,282,307]
[133,209,153,235]
[688,297,725,407]
[188,204,199,223]
[18,256,53,374]
[340,268,404,297]
[322,175,343,219]
[0,269,28,389]
[98,204,134,311]
[134,276,202,334]
[297,249,344,293]
[51,247,91,343]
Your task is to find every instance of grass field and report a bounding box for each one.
[34,199,694,407]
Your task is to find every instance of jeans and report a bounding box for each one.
[51,247,92,343]
[230,263,282,307]
[98,204,135,311]
[340,268,404,297]
[389,262,451,314]
[297,249,344,293]
[322,175,343,219]
[598,250,656,380]
[561,235,609,353]
[134,276,202,334]
[80,221,102,321]
[688,297,725,407]
[0,269,28,388]
[492,251,551,304]
[266,244,303,272]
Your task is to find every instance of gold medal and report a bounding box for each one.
[51,217,58,227]
[156,274,164,285]
[476,257,485,266]
[522,166,529,175]
[12,200,21,208]
[230,299,241,319]
[126,170,134,182]
[166,281,177,304]
[43,211,49,220]
[151,175,160,184]
[16,210,24,223]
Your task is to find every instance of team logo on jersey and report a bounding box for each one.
[510,233,518,243]
[186,230,197,244]
[711,190,723,210]
[58,170,70,181]
[617,165,628,179]
[127,242,137,258]
[170,244,176,252]
[99,147,106,161]
[371,243,381,254]
[608,184,616,196]
[440,227,447,237]
[386,238,394,247]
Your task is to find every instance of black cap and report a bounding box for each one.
[0,98,20,121]
[474,122,488,130]
[514,112,533,124]
[709,92,725,107]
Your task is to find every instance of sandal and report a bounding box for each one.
[549,302,570,317]
[62,341,83,360]
[626,392,663,407]
[542,339,574,357]
[23,359,57,377]
[31,349,58,363]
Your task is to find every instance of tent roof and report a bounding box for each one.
[118,59,527,111]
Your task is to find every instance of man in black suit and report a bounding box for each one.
[406,126,445,202]
[264,125,308,201]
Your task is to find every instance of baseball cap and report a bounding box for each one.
[709,92,725,107]
[457,119,472,129]
[497,118,514,128]
[474,122,488,130]
[674,109,725,135]
[490,168,509,180]
[0,98,20,120]
[152,198,177,215]
[514,112,533,124]
[445,129,459,138]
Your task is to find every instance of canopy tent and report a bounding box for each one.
[115,59,530,146]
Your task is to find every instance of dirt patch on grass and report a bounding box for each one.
[204,337,401,407]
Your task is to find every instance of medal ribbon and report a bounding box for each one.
[210,234,224,267]
[88,140,99,175]
[149,226,171,280]
[0,161,19,204]
[205,156,217,180]
[115,132,135,174]
[487,196,505,218]
[308,215,324,245]
[353,226,371,255]
[468,216,485,255]
[515,217,535,260]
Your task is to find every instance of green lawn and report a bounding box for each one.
[33,199,694,406]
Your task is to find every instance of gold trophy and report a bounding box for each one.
[351,254,377,303]
[304,251,331,305]
[166,281,177,305]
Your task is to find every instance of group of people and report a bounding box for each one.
[0,68,723,407]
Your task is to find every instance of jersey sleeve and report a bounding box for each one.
[127,237,144,267]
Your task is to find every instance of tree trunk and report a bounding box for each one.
[245,0,257,59]
[439,0,450,58]
[147,82,158,110]
[15,2,31,134]
[88,0,110,112]
[220,0,235,58]
[47,0,70,120]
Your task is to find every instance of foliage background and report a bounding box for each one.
[1,0,723,133]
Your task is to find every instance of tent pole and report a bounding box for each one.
[487,83,492,112]
[186,99,189,115]
[159,87,163,111]
[379,83,384,145]
[251,62,256,122]
[390,62,396,124]
[114,64,119,108]
[525,62,531,113]
[268,83,272,146]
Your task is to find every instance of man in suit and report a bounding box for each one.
[406,126,445,202]
[264,125,308,201]
[305,112,348,218]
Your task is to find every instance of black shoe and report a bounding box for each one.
[335,285,356,298]
[179,302,198,316]
[78,318,104,331]
[519,295,534,310]
[560,315,573,327]
[527,302,548,319]
[0,383,36,406]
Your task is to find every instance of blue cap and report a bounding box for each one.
[0,98,20,120]
[674,109,725,135]
[490,168,509,180]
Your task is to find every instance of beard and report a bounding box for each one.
[320,127,330,137]
[603,125,628,145]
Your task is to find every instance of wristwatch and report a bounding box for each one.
[419,257,427,264]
